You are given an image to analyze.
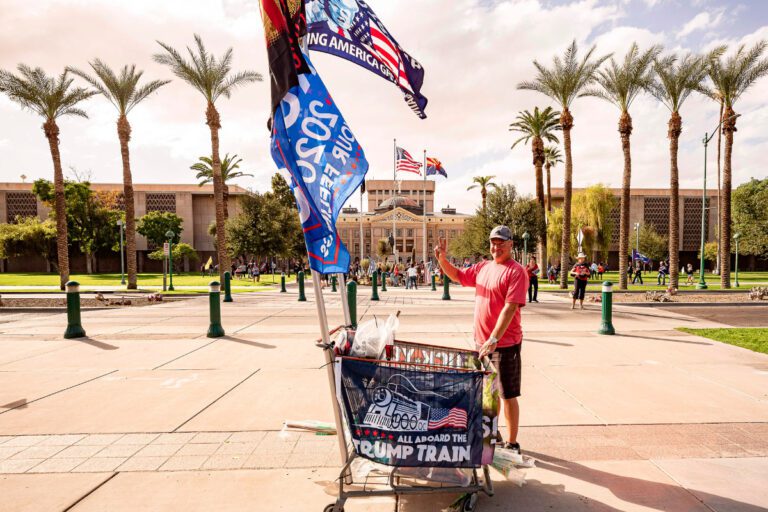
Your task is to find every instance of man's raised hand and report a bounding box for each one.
[434,237,447,261]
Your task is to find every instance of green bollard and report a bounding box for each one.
[598,281,615,335]
[298,270,307,302]
[280,272,287,293]
[223,271,233,303]
[347,280,357,328]
[207,281,225,337]
[381,271,387,292]
[331,275,337,292]
[63,281,86,339]
[442,274,451,301]
[431,273,437,291]
[371,271,380,301]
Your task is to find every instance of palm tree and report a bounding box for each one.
[190,153,253,219]
[518,40,610,288]
[543,146,563,213]
[467,176,498,212]
[649,52,710,290]
[509,106,561,265]
[582,43,661,289]
[154,35,262,281]
[69,60,169,290]
[708,41,768,288]
[0,66,95,289]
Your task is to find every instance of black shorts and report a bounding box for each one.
[573,279,587,300]
[491,344,522,399]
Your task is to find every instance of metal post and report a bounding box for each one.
[162,256,167,292]
[381,269,387,292]
[598,281,615,335]
[298,270,307,302]
[371,271,379,301]
[118,220,125,285]
[207,281,225,337]
[223,271,233,302]
[64,281,86,339]
[359,190,364,263]
[431,273,436,291]
[167,238,175,291]
[280,272,287,293]
[346,280,357,328]
[331,274,337,292]
[734,233,740,287]
[422,149,427,266]
[337,273,351,326]
[523,231,530,265]
[697,133,709,289]
[442,274,451,300]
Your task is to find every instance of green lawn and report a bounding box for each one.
[676,328,768,354]
[0,272,296,289]
[538,271,768,292]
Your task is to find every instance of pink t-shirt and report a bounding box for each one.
[458,259,528,348]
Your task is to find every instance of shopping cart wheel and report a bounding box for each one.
[323,504,343,512]
[462,493,478,512]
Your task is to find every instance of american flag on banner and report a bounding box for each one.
[428,407,468,429]
[396,146,422,175]
[369,25,412,93]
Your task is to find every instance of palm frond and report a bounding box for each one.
[0,65,96,121]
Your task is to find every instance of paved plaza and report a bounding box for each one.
[1,284,767,511]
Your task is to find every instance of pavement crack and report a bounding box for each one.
[152,339,219,370]
[62,472,118,511]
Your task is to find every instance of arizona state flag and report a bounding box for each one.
[258,0,310,114]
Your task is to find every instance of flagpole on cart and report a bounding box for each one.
[422,149,427,272]
[359,187,364,262]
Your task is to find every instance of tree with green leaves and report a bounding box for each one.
[32,179,122,273]
[268,173,295,210]
[68,60,169,289]
[732,178,768,261]
[466,176,498,211]
[638,223,668,263]
[649,51,711,288]
[0,66,96,288]
[582,42,661,289]
[149,242,199,272]
[136,211,183,248]
[518,40,610,288]
[543,145,562,213]
[225,192,302,261]
[190,153,253,219]
[154,34,262,280]
[571,184,618,262]
[0,216,57,270]
[509,106,561,265]
[707,41,768,287]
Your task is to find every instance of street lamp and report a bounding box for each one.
[165,230,175,291]
[634,223,640,254]
[697,112,741,290]
[734,232,741,288]
[522,231,530,264]
[117,219,125,285]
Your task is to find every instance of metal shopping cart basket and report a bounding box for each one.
[316,324,497,512]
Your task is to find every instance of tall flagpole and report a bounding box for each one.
[359,188,364,262]
[422,149,427,268]
[392,138,397,264]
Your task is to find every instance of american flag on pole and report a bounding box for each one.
[396,146,422,175]
[428,407,468,429]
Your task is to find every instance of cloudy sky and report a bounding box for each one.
[0,0,766,214]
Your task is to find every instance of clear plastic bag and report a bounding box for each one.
[349,314,400,359]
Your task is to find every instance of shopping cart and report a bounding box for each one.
[316,325,497,512]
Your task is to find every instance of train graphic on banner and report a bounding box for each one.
[362,385,431,432]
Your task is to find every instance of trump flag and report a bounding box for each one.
[270,52,369,274]
[305,0,428,119]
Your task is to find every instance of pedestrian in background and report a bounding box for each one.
[569,253,590,310]
[526,256,539,303]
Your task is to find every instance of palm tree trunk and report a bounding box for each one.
[44,119,69,290]
[481,188,487,212]
[559,109,574,289]
[618,111,633,290]
[720,107,736,288]
[668,112,682,290]
[532,137,547,266]
[117,115,138,290]
[715,98,723,274]
[223,184,229,220]
[545,162,552,213]
[207,102,228,283]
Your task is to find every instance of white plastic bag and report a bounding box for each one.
[349,314,400,359]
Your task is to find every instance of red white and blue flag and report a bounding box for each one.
[396,146,422,175]
[426,157,447,178]
[428,407,468,429]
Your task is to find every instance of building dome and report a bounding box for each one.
[375,195,423,214]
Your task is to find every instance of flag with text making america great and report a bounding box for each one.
[305,0,428,119]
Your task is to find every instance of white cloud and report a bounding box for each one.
[677,10,724,39]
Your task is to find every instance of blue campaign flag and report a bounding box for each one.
[270,52,369,274]
[305,0,428,119]
[632,249,651,264]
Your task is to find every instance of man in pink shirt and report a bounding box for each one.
[434,225,528,456]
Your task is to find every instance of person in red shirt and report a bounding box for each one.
[434,225,528,457]
[526,256,540,303]
[569,252,591,310]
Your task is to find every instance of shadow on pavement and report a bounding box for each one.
[1,398,28,411]
[617,333,711,345]
[77,337,119,350]
[526,338,574,347]
[220,336,276,349]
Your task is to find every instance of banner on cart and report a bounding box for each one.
[337,358,483,467]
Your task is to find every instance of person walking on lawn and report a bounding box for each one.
[569,253,590,310]
[434,225,528,457]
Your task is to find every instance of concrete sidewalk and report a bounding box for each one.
[0,284,766,511]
